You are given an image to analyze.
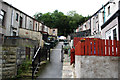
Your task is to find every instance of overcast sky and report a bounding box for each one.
[3,0,109,17]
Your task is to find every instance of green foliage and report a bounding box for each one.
[17,60,32,78]
[34,10,90,37]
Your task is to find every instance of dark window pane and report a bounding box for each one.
[16,13,18,21]
[0,10,5,26]
[13,32,16,36]
[113,28,117,40]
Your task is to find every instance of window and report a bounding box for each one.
[109,36,111,40]
[85,25,87,29]
[36,23,37,31]
[19,16,22,28]
[29,21,32,29]
[108,6,110,16]
[102,11,105,23]
[119,1,120,10]
[16,13,18,21]
[0,10,5,26]
[13,31,16,36]
[53,30,55,34]
[93,18,95,30]
[113,28,117,40]
[96,15,98,19]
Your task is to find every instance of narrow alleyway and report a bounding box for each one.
[37,42,63,79]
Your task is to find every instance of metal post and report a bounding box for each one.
[49,48,50,61]
[32,60,34,80]
[61,45,63,62]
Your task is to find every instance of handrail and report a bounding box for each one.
[32,46,51,80]
[33,47,41,60]
[32,46,41,80]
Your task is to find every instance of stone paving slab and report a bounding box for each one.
[62,54,76,78]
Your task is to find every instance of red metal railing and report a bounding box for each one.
[74,38,120,56]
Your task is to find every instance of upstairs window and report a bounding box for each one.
[113,28,117,40]
[93,18,95,30]
[16,13,19,21]
[0,10,6,26]
[19,16,23,28]
[102,11,105,23]
[29,21,32,29]
[13,31,16,36]
[119,1,120,10]
[53,30,55,34]
[108,6,110,16]
[36,23,37,31]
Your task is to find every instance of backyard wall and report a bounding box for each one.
[75,56,119,78]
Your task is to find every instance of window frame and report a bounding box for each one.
[113,28,117,40]
[0,10,6,26]
[16,13,19,21]
[19,16,23,28]
[108,6,110,16]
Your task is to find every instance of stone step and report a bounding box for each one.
[63,66,72,71]
[3,63,16,67]
[63,62,70,66]
[2,67,16,71]
[5,59,16,63]
[0,63,2,68]
[2,70,16,76]
[27,70,32,73]
[2,55,16,59]
[20,73,32,77]
[0,55,2,59]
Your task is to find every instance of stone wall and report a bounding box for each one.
[2,47,17,79]
[0,34,2,80]
[19,28,42,46]
[0,37,39,79]
[3,37,38,65]
[0,46,2,80]
[75,56,119,78]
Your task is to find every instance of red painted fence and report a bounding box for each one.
[74,37,120,56]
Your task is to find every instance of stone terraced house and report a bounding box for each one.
[76,0,120,41]
[0,0,58,79]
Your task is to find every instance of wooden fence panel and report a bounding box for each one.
[81,41,84,55]
[102,40,105,56]
[113,40,116,56]
[92,40,94,55]
[110,40,112,56]
[88,38,91,56]
[74,38,120,57]
[85,39,88,55]
[99,39,102,56]
[117,41,120,56]
[106,40,109,56]
[95,39,98,56]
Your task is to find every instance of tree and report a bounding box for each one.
[34,10,90,37]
